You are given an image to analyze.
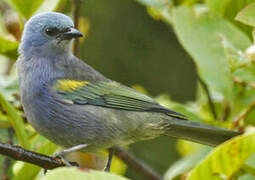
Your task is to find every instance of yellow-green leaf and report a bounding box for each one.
[13,139,58,180]
[236,3,255,27]
[187,132,255,180]
[172,6,251,100]
[35,0,61,14]
[205,0,230,15]
[0,92,29,149]
[0,37,19,59]
[40,167,129,180]
[5,0,45,19]
[164,147,211,180]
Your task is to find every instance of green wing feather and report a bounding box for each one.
[54,79,186,119]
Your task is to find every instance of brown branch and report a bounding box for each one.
[114,146,162,180]
[233,100,255,131]
[233,77,255,89]
[0,142,67,169]
[198,76,217,120]
[221,102,230,121]
[0,142,162,180]
[72,0,82,56]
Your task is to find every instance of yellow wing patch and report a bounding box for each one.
[55,80,88,91]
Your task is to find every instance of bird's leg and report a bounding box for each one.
[51,144,88,166]
[104,147,115,172]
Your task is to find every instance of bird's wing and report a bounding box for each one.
[53,79,186,119]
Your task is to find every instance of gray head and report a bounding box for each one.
[19,12,83,56]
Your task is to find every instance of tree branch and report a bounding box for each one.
[113,146,162,180]
[0,142,66,169]
[233,77,255,89]
[198,76,217,120]
[72,0,82,56]
[0,142,162,180]
[233,100,255,131]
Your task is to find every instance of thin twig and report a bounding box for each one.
[221,102,230,121]
[242,163,255,177]
[233,77,255,89]
[72,0,82,56]
[114,146,162,180]
[233,100,255,131]
[198,76,217,119]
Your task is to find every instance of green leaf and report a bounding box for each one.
[0,75,19,102]
[206,0,254,23]
[205,0,231,15]
[164,147,211,180]
[245,153,255,171]
[40,167,129,180]
[135,0,171,7]
[135,0,172,24]
[176,140,209,157]
[0,92,29,149]
[0,118,12,128]
[236,3,255,27]
[187,132,255,179]
[0,37,18,59]
[239,174,255,180]
[155,94,203,122]
[35,0,61,14]
[221,35,250,72]
[172,6,251,100]
[13,140,58,180]
[5,0,45,19]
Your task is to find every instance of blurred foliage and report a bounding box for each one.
[0,37,18,59]
[1,0,255,180]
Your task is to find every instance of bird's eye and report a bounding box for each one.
[62,28,71,33]
[45,27,60,36]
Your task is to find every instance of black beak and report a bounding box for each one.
[59,27,83,40]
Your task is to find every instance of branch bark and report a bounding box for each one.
[114,146,162,180]
[0,142,162,180]
[72,0,82,56]
[0,142,66,169]
[198,76,217,120]
[233,100,255,131]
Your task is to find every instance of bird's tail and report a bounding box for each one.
[165,119,241,146]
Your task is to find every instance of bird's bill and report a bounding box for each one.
[59,27,83,40]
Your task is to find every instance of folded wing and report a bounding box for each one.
[53,79,187,119]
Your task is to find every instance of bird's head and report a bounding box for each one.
[19,12,83,56]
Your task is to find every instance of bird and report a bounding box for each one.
[17,12,241,171]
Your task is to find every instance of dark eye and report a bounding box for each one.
[62,28,71,33]
[45,27,60,36]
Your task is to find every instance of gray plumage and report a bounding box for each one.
[17,12,240,153]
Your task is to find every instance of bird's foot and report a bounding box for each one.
[43,154,74,174]
[50,144,87,167]
[52,144,88,158]
[103,148,115,172]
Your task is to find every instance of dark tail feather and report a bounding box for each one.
[165,119,241,146]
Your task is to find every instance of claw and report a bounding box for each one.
[51,144,87,158]
[104,148,115,172]
[46,144,87,171]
